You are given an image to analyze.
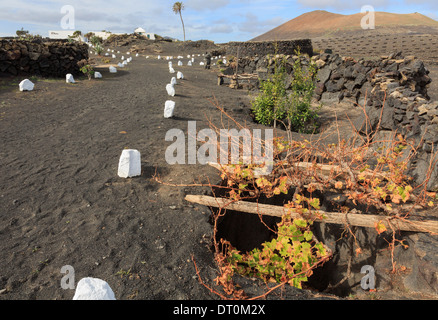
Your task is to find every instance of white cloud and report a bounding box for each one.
[296,0,391,11]
[184,0,230,11]
[403,0,438,10]
[237,13,286,36]
[210,24,234,33]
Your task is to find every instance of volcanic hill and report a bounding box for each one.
[252,10,438,41]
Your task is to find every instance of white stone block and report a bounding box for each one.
[164,100,175,118]
[157,55,161,59]
[118,149,142,178]
[171,77,177,85]
[112,54,116,59]
[169,67,175,74]
[94,71,102,78]
[187,61,192,66]
[19,79,34,91]
[136,53,139,57]
[109,66,117,73]
[117,62,124,68]
[177,71,184,80]
[121,56,124,60]
[166,83,175,96]
[66,74,75,83]
[178,61,183,66]
[73,278,116,300]
[200,62,205,66]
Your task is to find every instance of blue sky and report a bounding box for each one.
[1,0,437,43]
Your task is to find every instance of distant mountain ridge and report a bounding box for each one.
[252,10,438,41]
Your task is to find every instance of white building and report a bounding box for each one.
[88,31,116,41]
[48,30,76,39]
[134,27,155,40]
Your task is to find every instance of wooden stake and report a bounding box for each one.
[185,194,438,234]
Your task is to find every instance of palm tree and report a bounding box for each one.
[172,2,186,41]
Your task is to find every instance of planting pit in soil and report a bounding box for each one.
[209,181,399,298]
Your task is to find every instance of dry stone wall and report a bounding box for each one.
[0,39,89,77]
[312,52,438,191]
[221,50,437,191]
[224,40,313,59]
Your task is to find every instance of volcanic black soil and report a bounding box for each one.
[0,42,436,301]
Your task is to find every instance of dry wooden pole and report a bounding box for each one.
[185,194,438,234]
[207,161,389,180]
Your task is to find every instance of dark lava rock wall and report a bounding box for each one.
[312,52,438,191]
[0,39,89,77]
[225,39,313,58]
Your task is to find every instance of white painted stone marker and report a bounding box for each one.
[109,66,117,73]
[166,83,175,96]
[164,100,176,118]
[169,67,175,73]
[19,79,34,91]
[178,60,183,66]
[66,74,75,83]
[72,277,116,300]
[118,149,141,178]
[171,77,177,86]
[94,71,102,78]
[177,71,184,80]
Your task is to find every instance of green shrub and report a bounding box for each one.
[94,42,103,56]
[77,59,94,80]
[251,50,320,134]
[286,51,320,133]
[90,35,103,46]
[225,213,329,289]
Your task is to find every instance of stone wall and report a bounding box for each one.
[312,52,438,191]
[221,51,438,191]
[0,39,89,77]
[224,39,313,59]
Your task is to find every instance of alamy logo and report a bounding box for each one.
[60,5,75,30]
[165,121,274,174]
[60,265,75,289]
[360,265,376,290]
[361,5,375,30]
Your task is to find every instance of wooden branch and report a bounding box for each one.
[185,194,438,234]
[279,162,390,181]
[217,73,258,80]
[207,161,389,181]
